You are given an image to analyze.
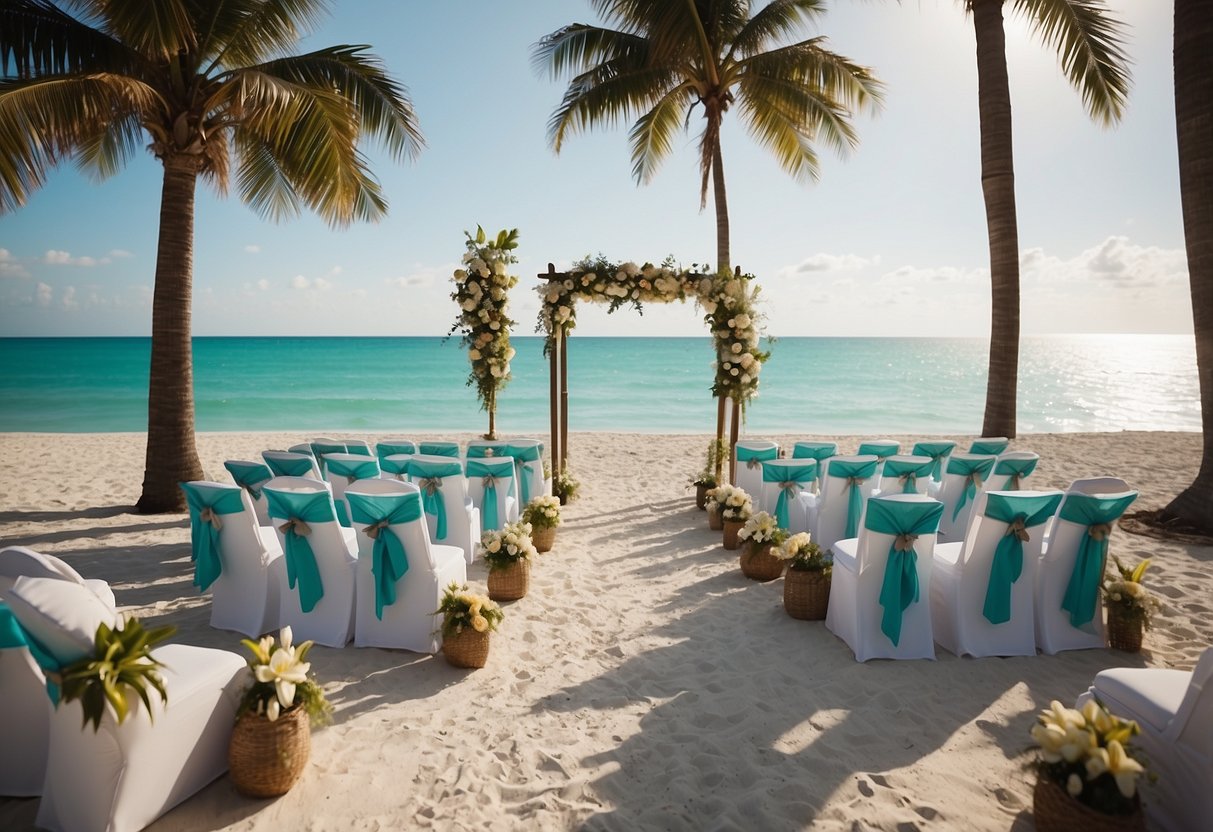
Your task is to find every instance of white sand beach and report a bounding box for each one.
[0,430,1209,831]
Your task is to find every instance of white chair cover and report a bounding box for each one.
[323,452,383,528]
[876,454,934,497]
[407,454,481,565]
[1075,648,1213,832]
[935,453,998,541]
[756,459,816,534]
[347,480,467,652]
[733,440,778,502]
[811,455,880,554]
[465,456,520,530]
[262,450,323,481]
[981,450,1040,492]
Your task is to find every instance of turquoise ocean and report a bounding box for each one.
[0,335,1199,435]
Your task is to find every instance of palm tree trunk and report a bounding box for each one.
[712,142,730,274]
[136,154,204,513]
[972,0,1020,439]
[1162,0,1213,534]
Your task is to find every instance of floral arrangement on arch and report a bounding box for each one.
[450,226,520,436]
[536,256,769,404]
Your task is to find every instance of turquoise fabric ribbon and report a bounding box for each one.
[376,441,417,461]
[264,488,336,613]
[829,458,879,539]
[224,460,272,500]
[993,456,1038,490]
[1059,491,1138,627]
[736,445,778,472]
[948,456,997,521]
[263,453,315,478]
[380,455,412,480]
[2,605,66,704]
[505,443,543,505]
[345,443,373,457]
[180,482,247,591]
[865,497,944,646]
[310,441,346,478]
[911,441,956,481]
[970,438,1009,455]
[345,490,422,620]
[981,492,1063,624]
[0,601,27,650]
[324,457,381,484]
[466,444,504,459]
[467,459,515,531]
[857,442,899,459]
[883,458,934,494]
[792,442,837,462]
[761,461,817,528]
[407,459,463,540]
[419,442,460,458]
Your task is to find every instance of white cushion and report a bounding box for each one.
[1094,667,1192,734]
[5,576,119,665]
[0,546,88,594]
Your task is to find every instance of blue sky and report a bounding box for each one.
[0,0,1189,338]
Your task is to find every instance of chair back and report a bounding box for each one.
[734,440,779,501]
[758,459,817,532]
[503,439,546,506]
[180,481,264,593]
[969,437,1009,455]
[343,439,373,457]
[376,439,417,462]
[878,455,934,496]
[910,441,956,483]
[856,440,899,460]
[937,453,998,540]
[345,480,435,620]
[287,443,315,456]
[0,546,90,597]
[262,477,351,618]
[857,494,943,649]
[406,455,469,542]
[984,451,1039,492]
[322,453,382,527]
[309,438,347,478]
[262,450,322,480]
[1173,648,1213,753]
[466,457,518,532]
[1067,476,1131,495]
[466,440,509,459]
[792,442,836,492]
[223,459,273,525]
[814,455,880,552]
[418,441,460,458]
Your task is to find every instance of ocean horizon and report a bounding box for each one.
[0,334,1199,435]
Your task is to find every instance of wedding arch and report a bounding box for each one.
[536,257,770,485]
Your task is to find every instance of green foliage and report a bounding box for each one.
[58,617,176,732]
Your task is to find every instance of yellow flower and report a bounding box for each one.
[1066,774,1083,797]
[1085,740,1145,798]
[1040,700,1086,731]
[1081,700,1114,734]
[471,615,489,632]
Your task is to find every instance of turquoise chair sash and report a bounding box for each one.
[1,603,65,703]
[324,457,381,484]
[504,443,543,504]
[377,441,416,461]
[310,441,345,478]
[948,456,997,521]
[0,602,26,650]
[345,443,373,457]
[883,458,934,494]
[792,442,836,462]
[467,459,515,531]
[407,459,463,539]
[911,441,956,481]
[345,490,422,620]
[380,455,412,480]
[865,497,944,646]
[1059,491,1138,627]
[466,444,503,459]
[419,442,460,458]
[828,458,879,540]
[736,445,778,471]
[180,483,246,592]
[264,488,336,613]
[981,492,1063,624]
[761,461,817,529]
[263,453,315,478]
[970,438,1009,455]
[224,460,272,500]
[857,442,899,459]
[994,456,1038,490]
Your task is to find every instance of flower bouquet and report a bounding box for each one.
[553,468,580,505]
[522,495,561,553]
[711,484,753,549]
[1030,699,1146,832]
[774,532,832,619]
[736,511,788,581]
[481,520,537,601]
[229,627,331,797]
[1103,557,1160,653]
[436,582,504,668]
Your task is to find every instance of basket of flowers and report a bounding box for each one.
[736,511,787,581]
[774,533,832,619]
[522,495,561,553]
[712,484,753,549]
[481,520,537,601]
[436,582,504,668]
[1103,557,1160,653]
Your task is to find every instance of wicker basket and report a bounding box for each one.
[1107,606,1144,653]
[722,519,744,550]
[708,508,724,531]
[740,542,785,582]
[695,484,709,511]
[443,627,491,669]
[228,706,311,798]
[487,558,530,601]
[532,526,556,553]
[784,568,830,620]
[1033,774,1144,832]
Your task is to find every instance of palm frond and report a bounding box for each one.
[547,59,684,152]
[234,131,302,222]
[737,74,854,179]
[74,109,143,180]
[532,23,649,78]
[1,0,146,78]
[736,37,884,114]
[199,0,332,71]
[728,0,825,60]
[69,0,197,60]
[590,0,705,59]
[628,82,695,183]
[1012,0,1130,126]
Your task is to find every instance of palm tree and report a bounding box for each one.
[535,0,881,273]
[0,0,423,512]
[962,0,1129,438]
[1163,0,1213,534]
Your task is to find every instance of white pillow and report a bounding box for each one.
[4,576,119,666]
[0,546,88,596]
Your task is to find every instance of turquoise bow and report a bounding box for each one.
[865,497,944,646]
[911,441,956,482]
[468,459,515,531]
[829,458,879,539]
[466,444,503,459]
[762,461,817,529]
[180,482,246,591]
[948,456,997,521]
[504,443,543,505]
[406,459,462,540]
[736,445,778,471]
[993,456,1038,490]
[980,492,1063,624]
[324,457,381,485]
[1059,491,1138,627]
[346,491,422,620]
[884,458,934,495]
[224,460,272,500]
[264,488,335,613]
[262,453,315,478]
[380,455,412,480]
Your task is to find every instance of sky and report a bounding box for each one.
[0,0,1191,338]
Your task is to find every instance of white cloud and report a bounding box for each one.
[35,282,52,306]
[256,279,270,291]
[61,286,77,309]
[313,277,333,291]
[0,248,30,279]
[1020,236,1187,290]
[780,253,880,276]
[44,249,110,267]
[388,274,433,288]
[108,249,133,259]
[290,274,311,290]
[244,244,261,254]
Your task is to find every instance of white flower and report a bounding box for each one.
[1066,774,1083,797]
[493,261,507,275]
[469,349,481,360]
[478,267,490,278]
[469,258,486,271]
[730,342,742,354]
[461,299,478,312]
[453,269,468,280]
[253,628,310,715]
[735,313,751,329]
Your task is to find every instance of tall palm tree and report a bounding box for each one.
[0,0,423,512]
[535,0,881,273]
[1163,0,1213,534]
[962,0,1129,438]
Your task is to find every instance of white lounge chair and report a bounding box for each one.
[466,456,520,531]
[1075,648,1213,832]
[346,480,467,652]
[812,455,880,554]
[936,453,998,541]
[406,455,481,565]
[733,440,778,501]
[757,458,817,533]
